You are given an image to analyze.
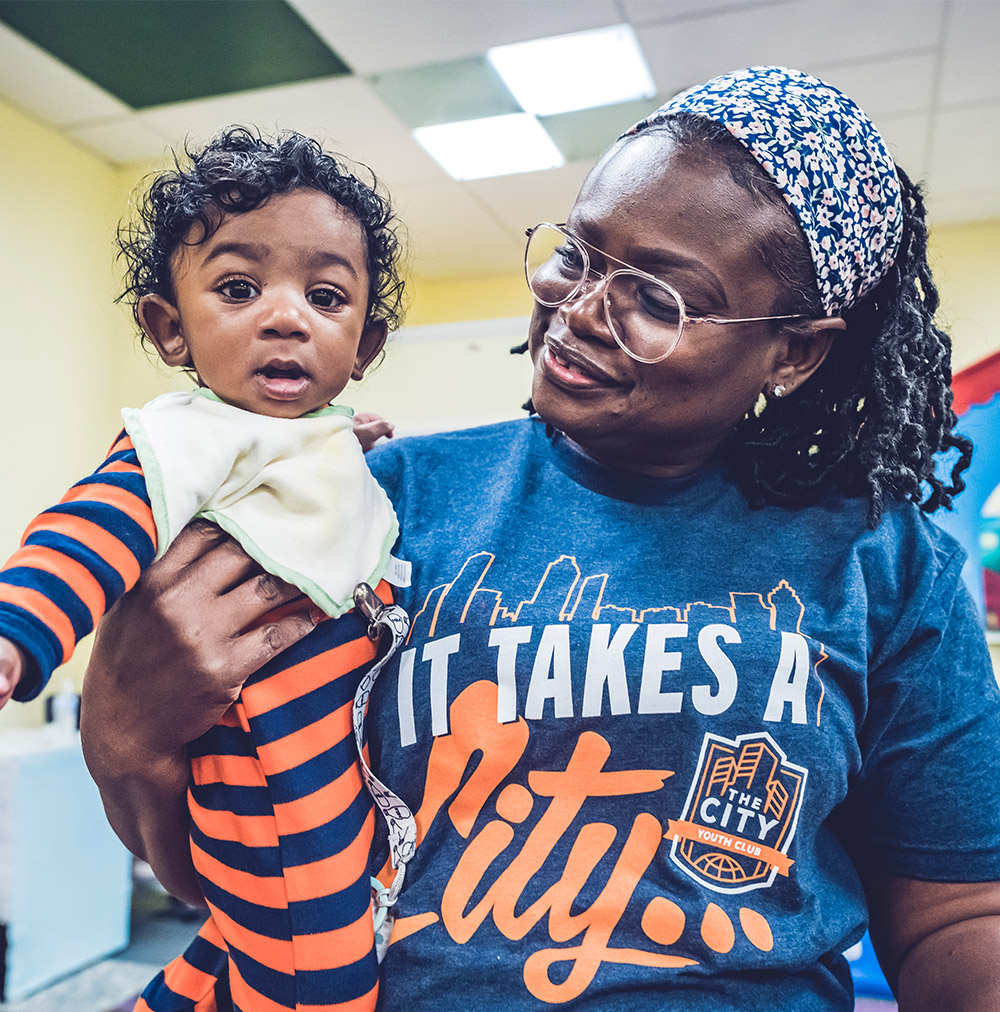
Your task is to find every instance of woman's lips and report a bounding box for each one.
[541,341,624,391]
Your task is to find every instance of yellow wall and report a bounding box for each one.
[1,98,999,724]
[0,99,130,726]
[406,272,530,326]
[928,219,1000,372]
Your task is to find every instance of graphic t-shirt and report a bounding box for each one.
[365,418,1000,1012]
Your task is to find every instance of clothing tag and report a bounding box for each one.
[384,554,412,588]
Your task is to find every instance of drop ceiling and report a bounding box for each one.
[0,0,997,282]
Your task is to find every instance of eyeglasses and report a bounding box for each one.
[524,223,808,364]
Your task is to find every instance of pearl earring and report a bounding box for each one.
[772,384,786,398]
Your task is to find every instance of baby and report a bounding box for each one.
[0,127,408,1011]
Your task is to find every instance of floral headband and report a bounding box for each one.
[625,66,904,315]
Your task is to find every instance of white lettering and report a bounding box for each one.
[525,625,574,719]
[422,633,461,736]
[763,631,811,724]
[700,797,721,823]
[638,623,687,714]
[693,624,740,715]
[697,828,734,847]
[757,814,780,840]
[582,623,637,716]
[735,806,755,833]
[489,626,532,723]
[397,647,416,747]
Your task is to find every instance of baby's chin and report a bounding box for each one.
[216,390,334,419]
[216,377,341,418]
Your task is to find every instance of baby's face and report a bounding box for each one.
[149,187,384,417]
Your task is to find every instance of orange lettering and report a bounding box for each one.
[521,814,696,1002]
[386,679,718,1003]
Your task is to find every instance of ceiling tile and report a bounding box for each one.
[636,0,946,101]
[290,0,621,74]
[621,0,792,24]
[393,179,526,279]
[928,103,1000,195]
[0,0,349,109]
[0,20,130,128]
[808,52,937,119]
[463,160,596,242]
[939,0,1000,106]
[0,0,997,286]
[67,117,176,167]
[541,99,663,163]
[138,76,445,189]
[871,110,932,180]
[369,55,520,129]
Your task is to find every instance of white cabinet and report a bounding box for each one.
[0,729,132,1001]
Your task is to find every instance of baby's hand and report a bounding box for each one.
[353,412,395,453]
[0,637,25,709]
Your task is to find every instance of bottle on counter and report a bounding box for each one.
[48,678,80,737]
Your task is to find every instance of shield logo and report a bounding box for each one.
[666,731,807,894]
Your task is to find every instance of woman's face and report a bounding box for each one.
[528,132,804,476]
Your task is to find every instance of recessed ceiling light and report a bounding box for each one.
[487,24,655,117]
[414,113,565,180]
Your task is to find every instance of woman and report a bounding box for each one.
[83,68,1000,1011]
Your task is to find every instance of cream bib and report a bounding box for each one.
[122,390,398,618]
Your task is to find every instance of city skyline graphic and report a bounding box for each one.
[407,550,812,642]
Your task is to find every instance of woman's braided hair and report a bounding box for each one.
[518,114,971,527]
[118,126,406,341]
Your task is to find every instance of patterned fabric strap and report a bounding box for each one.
[352,583,415,954]
[625,66,903,315]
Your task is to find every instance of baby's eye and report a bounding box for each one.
[218,278,258,300]
[308,287,346,309]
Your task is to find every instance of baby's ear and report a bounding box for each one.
[352,318,389,380]
[138,294,190,367]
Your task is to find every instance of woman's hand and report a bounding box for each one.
[81,520,321,904]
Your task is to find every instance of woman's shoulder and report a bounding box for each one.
[855,494,968,576]
[831,494,972,645]
[778,483,966,566]
[366,417,539,495]
[369,417,535,468]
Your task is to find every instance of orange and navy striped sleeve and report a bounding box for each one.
[0,430,156,700]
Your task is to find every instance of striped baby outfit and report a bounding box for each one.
[0,428,397,1011]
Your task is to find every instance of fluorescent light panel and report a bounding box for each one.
[487,24,655,117]
[414,113,564,180]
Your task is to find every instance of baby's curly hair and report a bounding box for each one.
[117,126,405,339]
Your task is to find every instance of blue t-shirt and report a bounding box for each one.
[366,418,1000,1011]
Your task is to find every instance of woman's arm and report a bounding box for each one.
[866,872,1000,1011]
[80,521,321,906]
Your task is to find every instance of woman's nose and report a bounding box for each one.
[259,289,310,339]
[560,276,616,346]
